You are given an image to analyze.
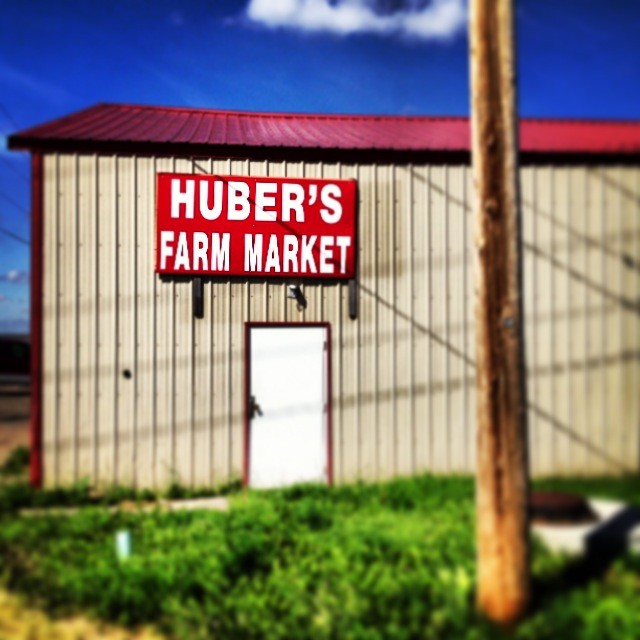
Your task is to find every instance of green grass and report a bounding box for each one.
[0,475,638,639]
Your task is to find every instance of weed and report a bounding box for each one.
[0,445,29,477]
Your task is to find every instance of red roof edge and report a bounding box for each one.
[8,102,640,160]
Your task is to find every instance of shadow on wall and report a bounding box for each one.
[42,164,640,482]
[357,281,638,475]
[45,267,638,481]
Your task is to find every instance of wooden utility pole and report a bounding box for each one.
[469,0,531,625]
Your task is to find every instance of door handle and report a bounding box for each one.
[249,395,263,419]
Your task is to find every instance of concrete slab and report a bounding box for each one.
[21,496,230,518]
[532,499,640,556]
[160,497,229,512]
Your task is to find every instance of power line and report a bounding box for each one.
[0,101,29,182]
[0,103,20,131]
[0,225,28,246]
[0,189,28,214]
[0,155,29,184]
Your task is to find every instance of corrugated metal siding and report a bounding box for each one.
[41,154,640,488]
[521,166,640,476]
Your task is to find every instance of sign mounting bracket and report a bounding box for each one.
[348,278,358,320]
[193,277,204,319]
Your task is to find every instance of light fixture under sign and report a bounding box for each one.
[287,284,307,310]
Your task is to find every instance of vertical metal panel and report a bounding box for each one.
[447,166,466,472]
[321,161,344,482]
[338,162,360,483]
[376,164,395,479]
[172,158,195,485]
[191,158,214,487]
[620,168,640,471]
[412,165,432,473]
[463,166,475,472]
[115,156,136,485]
[358,163,378,480]
[42,154,58,487]
[394,165,414,477]
[135,156,156,489]
[40,153,640,488]
[96,156,117,486]
[585,170,605,473]
[552,168,572,474]
[430,166,449,472]
[521,167,537,473]
[425,165,436,473]
[534,166,556,475]
[76,155,98,483]
[154,157,175,487]
[600,167,621,470]
[569,168,590,474]
[56,155,78,484]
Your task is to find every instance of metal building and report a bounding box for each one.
[9,104,640,489]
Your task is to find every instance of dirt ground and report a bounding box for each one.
[0,589,163,640]
[0,382,30,465]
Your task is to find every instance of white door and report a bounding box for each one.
[248,326,328,488]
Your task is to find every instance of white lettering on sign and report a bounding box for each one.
[319,236,334,274]
[175,233,190,269]
[193,232,208,270]
[238,234,351,276]
[281,184,305,222]
[255,182,278,222]
[245,234,263,272]
[282,235,298,272]
[171,179,195,219]
[160,231,231,272]
[200,181,223,221]
[166,178,346,224]
[319,184,342,223]
[228,181,251,221]
[160,230,175,269]
[300,235,318,274]
[156,173,356,278]
[264,235,280,273]
[336,235,351,274]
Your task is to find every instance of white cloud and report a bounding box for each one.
[245,0,467,40]
[0,269,28,284]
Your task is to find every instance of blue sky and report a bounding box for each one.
[0,0,639,333]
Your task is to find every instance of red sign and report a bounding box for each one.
[156,173,357,279]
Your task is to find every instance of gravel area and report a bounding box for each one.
[0,589,163,640]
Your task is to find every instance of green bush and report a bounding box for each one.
[0,474,638,639]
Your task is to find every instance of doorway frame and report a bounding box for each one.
[243,322,333,488]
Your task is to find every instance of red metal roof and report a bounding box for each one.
[9,103,640,157]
